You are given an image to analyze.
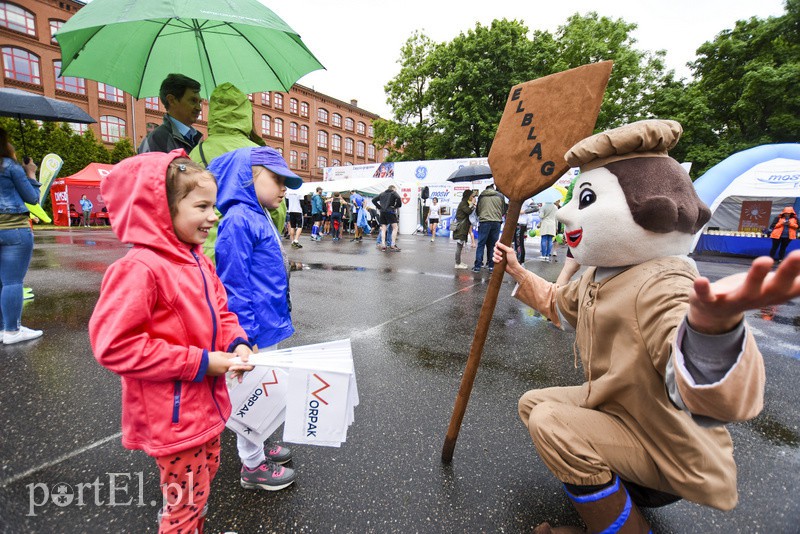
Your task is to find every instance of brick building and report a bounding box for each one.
[1,0,386,181]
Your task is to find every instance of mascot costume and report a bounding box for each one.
[494,119,800,533]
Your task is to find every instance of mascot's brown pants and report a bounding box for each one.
[519,385,673,494]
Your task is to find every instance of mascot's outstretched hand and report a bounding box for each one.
[689,250,800,334]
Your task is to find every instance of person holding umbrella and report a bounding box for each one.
[0,128,42,344]
[138,74,203,154]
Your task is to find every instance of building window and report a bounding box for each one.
[344,117,354,131]
[197,103,203,122]
[332,159,340,167]
[261,114,271,136]
[357,121,366,135]
[356,141,366,158]
[383,148,390,159]
[145,97,160,111]
[345,161,353,166]
[317,156,327,170]
[331,134,341,152]
[332,113,342,128]
[145,122,159,134]
[0,3,36,36]
[289,150,298,168]
[100,115,126,143]
[300,101,309,117]
[261,92,270,106]
[289,122,298,142]
[317,130,328,149]
[368,144,376,160]
[299,125,308,144]
[344,137,354,155]
[275,147,283,156]
[247,93,253,102]
[273,117,283,138]
[300,152,308,170]
[53,61,85,95]
[273,93,283,109]
[289,98,298,114]
[317,108,328,124]
[368,125,374,137]
[68,122,88,135]
[98,83,124,103]
[2,47,40,84]
[49,19,65,44]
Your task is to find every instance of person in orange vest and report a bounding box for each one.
[768,206,798,263]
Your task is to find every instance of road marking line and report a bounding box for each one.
[0,432,122,487]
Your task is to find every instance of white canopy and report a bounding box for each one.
[297,177,393,197]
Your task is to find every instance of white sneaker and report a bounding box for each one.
[431,237,435,242]
[455,263,469,269]
[4,326,43,344]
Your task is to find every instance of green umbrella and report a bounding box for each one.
[56,0,324,99]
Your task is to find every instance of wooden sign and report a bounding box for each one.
[488,61,613,201]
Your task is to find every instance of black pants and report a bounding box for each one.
[514,225,528,262]
[770,237,792,260]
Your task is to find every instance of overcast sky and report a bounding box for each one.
[268,0,787,117]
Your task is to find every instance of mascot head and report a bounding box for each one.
[557,119,710,268]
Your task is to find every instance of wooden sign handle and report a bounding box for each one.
[442,199,522,462]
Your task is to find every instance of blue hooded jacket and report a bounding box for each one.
[209,147,294,348]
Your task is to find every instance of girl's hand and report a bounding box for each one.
[22,159,37,179]
[207,351,239,377]
[229,344,255,383]
[688,251,800,334]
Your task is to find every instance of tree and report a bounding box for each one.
[545,12,672,130]
[426,19,549,158]
[109,138,135,163]
[374,32,437,161]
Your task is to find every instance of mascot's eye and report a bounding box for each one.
[579,188,596,209]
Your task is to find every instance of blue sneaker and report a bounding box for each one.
[472,266,481,273]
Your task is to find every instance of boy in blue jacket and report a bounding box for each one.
[209,146,302,491]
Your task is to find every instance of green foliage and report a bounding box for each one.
[380,4,800,179]
[109,137,135,163]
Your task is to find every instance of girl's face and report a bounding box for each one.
[172,179,219,246]
[252,166,286,210]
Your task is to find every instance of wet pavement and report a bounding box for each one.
[1,228,798,533]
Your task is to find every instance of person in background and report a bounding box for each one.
[538,200,558,261]
[452,190,476,269]
[310,187,324,241]
[330,191,346,241]
[374,185,402,252]
[768,206,798,264]
[285,188,304,248]
[515,197,539,263]
[210,146,301,492]
[138,74,203,154]
[349,189,364,242]
[472,184,506,272]
[428,197,441,242]
[0,128,42,344]
[79,194,93,227]
[188,82,286,261]
[89,153,254,533]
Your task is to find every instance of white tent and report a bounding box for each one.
[297,177,393,197]
[692,143,800,255]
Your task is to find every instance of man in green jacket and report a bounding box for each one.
[188,82,288,261]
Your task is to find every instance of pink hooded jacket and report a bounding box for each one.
[89,150,248,457]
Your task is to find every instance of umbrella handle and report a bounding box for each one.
[442,199,522,463]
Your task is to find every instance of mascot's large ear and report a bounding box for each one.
[637,196,680,233]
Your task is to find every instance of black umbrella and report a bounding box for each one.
[0,87,96,155]
[447,164,493,182]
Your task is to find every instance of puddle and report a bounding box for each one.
[745,415,800,447]
[753,305,800,329]
[291,262,367,272]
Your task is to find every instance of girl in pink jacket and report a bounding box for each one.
[89,151,252,534]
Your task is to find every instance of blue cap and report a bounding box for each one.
[250,146,303,190]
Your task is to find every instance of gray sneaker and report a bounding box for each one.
[240,460,296,491]
[265,440,292,465]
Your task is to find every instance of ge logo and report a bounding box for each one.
[51,483,74,507]
[415,166,427,179]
